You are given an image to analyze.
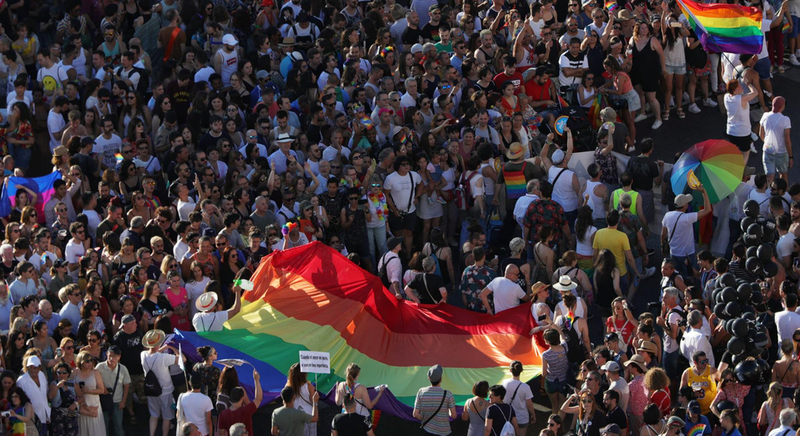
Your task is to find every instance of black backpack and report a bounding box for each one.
[143,355,162,397]
[379,254,399,289]
[563,316,587,363]
[116,66,150,97]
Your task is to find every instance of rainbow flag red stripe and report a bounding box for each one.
[676,0,763,54]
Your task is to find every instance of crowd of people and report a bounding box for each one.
[0,0,795,432]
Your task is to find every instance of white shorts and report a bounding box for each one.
[147,392,175,419]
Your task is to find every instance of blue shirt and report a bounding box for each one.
[684,415,712,436]
[32,313,62,336]
[59,301,82,335]
[9,278,37,304]
[0,299,14,333]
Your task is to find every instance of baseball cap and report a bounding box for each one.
[552,149,566,165]
[428,364,443,383]
[121,314,136,324]
[601,361,620,372]
[688,400,702,415]
[675,193,693,208]
[222,34,238,46]
[411,43,424,54]
[256,70,269,80]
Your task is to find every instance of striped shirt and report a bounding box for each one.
[414,386,455,436]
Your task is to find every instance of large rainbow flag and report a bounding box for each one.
[176,242,542,420]
[676,0,763,54]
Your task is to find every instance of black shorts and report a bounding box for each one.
[727,133,752,152]
[388,211,417,233]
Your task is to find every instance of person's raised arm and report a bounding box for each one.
[227,285,243,318]
[253,369,263,406]
[696,184,712,219]
[541,133,554,170]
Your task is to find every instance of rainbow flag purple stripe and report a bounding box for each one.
[0,172,61,223]
[505,173,528,200]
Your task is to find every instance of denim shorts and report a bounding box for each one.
[545,377,569,395]
[754,57,773,80]
[791,16,800,38]
[666,64,687,75]
[763,152,789,174]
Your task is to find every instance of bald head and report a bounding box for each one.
[38,300,53,318]
[504,264,520,278]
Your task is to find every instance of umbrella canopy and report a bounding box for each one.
[670,139,744,204]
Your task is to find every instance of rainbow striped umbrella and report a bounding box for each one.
[670,139,744,204]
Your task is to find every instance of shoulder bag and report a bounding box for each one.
[100,365,120,412]
[661,212,684,258]
[420,390,448,429]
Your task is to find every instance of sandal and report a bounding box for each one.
[662,111,670,121]
[778,65,786,73]
[677,108,685,119]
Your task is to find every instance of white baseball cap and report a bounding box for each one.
[222,34,238,46]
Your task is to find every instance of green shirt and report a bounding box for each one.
[271,406,313,436]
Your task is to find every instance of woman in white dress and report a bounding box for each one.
[72,351,106,436]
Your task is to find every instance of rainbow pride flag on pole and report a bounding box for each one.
[175,242,542,420]
[676,0,763,54]
[0,171,61,223]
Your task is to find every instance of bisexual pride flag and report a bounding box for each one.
[0,171,61,223]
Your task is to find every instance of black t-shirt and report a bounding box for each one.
[198,131,233,154]
[331,412,372,436]
[113,330,144,374]
[534,41,561,72]
[137,296,173,324]
[407,273,446,304]
[0,261,17,281]
[420,22,445,42]
[248,246,270,267]
[626,155,659,191]
[487,403,516,435]
[402,26,422,46]
[606,406,628,429]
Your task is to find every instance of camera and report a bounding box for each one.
[56,348,62,357]
[1,411,10,418]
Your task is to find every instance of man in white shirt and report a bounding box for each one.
[47,96,69,152]
[760,96,792,183]
[657,287,684,384]
[400,77,420,108]
[680,310,715,367]
[514,180,540,227]
[140,330,186,436]
[776,293,800,342]
[36,49,68,95]
[16,356,49,434]
[662,187,711,279]
[192,288,242,332]
[65,222,87,280]
[377,237,404,299]
[177,372,213,436]
[602,361,630,413]
[9,262,38,303]
[479,264,531,315]
[383,156,423,255]
[558,38,588,88]
[767,409,797,436]
[94,115,123,170]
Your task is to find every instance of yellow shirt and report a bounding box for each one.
[686,365,717,414]
[592,228,631,276]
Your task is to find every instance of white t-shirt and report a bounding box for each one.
[65,239,85,280]
[186,277,211,318]
[47,109,66,152]
[140,351,176,394]
[384,171,422,214]
[777,232,795,263]
[608,378,629,413]
[558,51,588,87]
[117,67,141,90]
[486,277,525,313]
[94,133,123,169]
[502,379,533,425]
[777,309,800,342]
[761,111,792,155]
[177,391,213,435]
[192,311,228,332]
[37,64,68,93]
[747,188,772,217]
[663,307,683,353]
[661,211,699,257]
[134,156,162,174]
[177,199,197,221]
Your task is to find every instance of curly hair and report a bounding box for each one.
[644,367,669,391]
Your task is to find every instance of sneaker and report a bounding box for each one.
[703,98,718,107]
[750,131,759,141]
[795,49,800,58]
[427,197,434,204]
[634,113,648,122]
[750,143,758,153]
[643,266,657,279]
[792,55,800,66]
[436,197,447,204]
[683,91,690,102]
[652,120,662,130]
[670,96,675,108]
[688,103,701,114]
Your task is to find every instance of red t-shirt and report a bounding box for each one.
[218,401,257,435]
[649,388,671,417]
[525,78,553,103]
[493,72,524,94]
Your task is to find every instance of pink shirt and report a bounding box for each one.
[628,375,647,416]
[166,286,191,331]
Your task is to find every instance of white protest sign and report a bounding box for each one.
[299,351,331,374]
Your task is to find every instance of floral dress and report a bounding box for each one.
[192,363,221,411]
[0,120,33,156]
[594,147,619,186]
[50,382,79,436]
[459,264,497,313]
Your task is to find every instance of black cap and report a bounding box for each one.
[80,136,95,147]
